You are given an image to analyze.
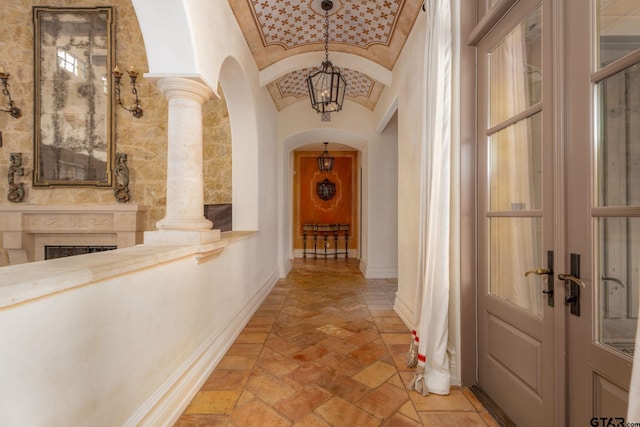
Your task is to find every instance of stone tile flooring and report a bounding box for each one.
[175,258,498,426]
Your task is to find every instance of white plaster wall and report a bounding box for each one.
[392,12,428,326]
[0,236,276,426]
[363,114,399,279]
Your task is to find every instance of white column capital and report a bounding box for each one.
[155,77,214,104]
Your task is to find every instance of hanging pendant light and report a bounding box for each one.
[317,142,335,172]
[307,0,347,122]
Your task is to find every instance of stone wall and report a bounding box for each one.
[0,0,232,233]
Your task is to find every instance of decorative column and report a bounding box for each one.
[144,77,219,245]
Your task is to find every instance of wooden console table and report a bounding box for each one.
[302,224,349,259]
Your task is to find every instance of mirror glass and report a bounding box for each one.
[34,7,114,186]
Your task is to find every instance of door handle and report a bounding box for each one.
[557,274,586,288]
[525,268,551,276]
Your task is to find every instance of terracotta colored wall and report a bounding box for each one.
[293,151,358,251]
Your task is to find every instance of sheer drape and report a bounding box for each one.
[488,18,542,316]
[406,0,452,396]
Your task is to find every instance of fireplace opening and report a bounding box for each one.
[45,245,117,260]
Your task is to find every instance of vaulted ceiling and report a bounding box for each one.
[228,0,423,111]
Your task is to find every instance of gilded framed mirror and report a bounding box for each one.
[33,7,114,187]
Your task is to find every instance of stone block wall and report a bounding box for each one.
[0,0,232,234]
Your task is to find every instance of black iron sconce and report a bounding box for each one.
[0,69,21,118]
[113,152,131,203]
[8,152,25,203]
[113,65,143,118]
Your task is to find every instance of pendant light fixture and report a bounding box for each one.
[317,142,335,172]
[306,0,347,122]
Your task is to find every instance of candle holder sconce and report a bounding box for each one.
[0,71,21,118]
[113,65,143,118]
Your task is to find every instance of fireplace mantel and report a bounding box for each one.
[0,205,146,264]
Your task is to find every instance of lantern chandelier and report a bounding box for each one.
[317,142,335,172]
[306,0,347,122]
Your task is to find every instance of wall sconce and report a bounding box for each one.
[0,69,22,119]
[8,152,25,203]
[113,152,130,203]
[112,65,143,118]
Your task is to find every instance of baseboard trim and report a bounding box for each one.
[393,292,414,330]
[279,259,291,278]
[362,266,398,279]
[125,271,279,427]
[469,385,516,427]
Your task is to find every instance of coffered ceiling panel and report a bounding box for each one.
[267,67,384,111]
[229,0,422,111]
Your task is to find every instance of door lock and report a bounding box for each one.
[524,250,554,306]
[558,253,584,316]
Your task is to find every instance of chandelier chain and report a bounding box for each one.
[324,8,329,63]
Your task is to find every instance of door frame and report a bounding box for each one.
[467,0,568,425]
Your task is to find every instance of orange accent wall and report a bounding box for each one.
[293,151,358,251]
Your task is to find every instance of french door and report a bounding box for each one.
[477,1,556,426]
[476,0,638,425]
[564,0,638,424]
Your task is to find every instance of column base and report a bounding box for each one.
[143,229,221,246]
[156,217,213,231]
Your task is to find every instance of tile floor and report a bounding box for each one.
[175,258,499,426]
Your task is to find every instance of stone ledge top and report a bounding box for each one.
[0,204,147,213]
[0,230,258,309]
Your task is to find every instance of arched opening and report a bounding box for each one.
[291,142,361,260]
[218,57,260,230]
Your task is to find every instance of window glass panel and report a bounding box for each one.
[489,6,542,126]
[489,113,542,211]
[490,217,544,317]
[596,63,640,207]
[597,217,639,358]
[598,0,640,68]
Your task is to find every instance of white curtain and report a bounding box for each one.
[406,0,452,396]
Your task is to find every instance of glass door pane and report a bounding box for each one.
[489,6,542,126]
[597,0,640,68]
[487,7,544,318]
[490,217,544,316]
[597,63,640,207]
[489,114,543,211]
[595,61,640,358]
[597,217,639,357]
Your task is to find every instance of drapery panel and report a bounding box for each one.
[406,0,452,396]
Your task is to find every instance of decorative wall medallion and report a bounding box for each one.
[316,178,336,201]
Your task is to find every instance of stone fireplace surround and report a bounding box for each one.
[0,205,146,264]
